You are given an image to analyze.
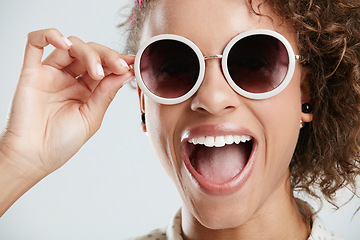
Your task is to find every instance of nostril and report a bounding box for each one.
[194,106,208,113]
[225,105,235,110]
[190,91,238,115]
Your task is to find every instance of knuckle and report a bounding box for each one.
[27,28,61,44]
[27,28,58,37]
[88,42,115,54]
[84,50,99,60]
[45,28,61,39]
[87,42,107,52]
[87,41,97,47]
[27,30,40,40]
[82,52,101,68]
[67,35,79,42]
[26,31,34,40]
[105,51,122,64]
[47,28,59,35]
[109,48,121,57]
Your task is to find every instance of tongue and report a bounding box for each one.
[190,144,249,184]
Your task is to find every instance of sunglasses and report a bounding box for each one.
[134,29,302,105]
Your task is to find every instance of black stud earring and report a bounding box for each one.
[302,103,312,113]
[141,113,146,124]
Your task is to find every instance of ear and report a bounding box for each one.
[300,66,313,123]
[137,85,147,132]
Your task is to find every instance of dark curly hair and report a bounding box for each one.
[262,0,360,207]
[121,0,360,208]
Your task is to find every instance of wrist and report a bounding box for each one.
[0,132,49,180]
[0,135,47,216]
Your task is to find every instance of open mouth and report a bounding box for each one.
[185,135,253,185]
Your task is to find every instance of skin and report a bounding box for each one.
[139,0,313,239]
[0,29,135,216]
[0,0,313,239]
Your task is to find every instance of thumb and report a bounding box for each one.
[83,73,135,132]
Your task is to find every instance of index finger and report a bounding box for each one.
[23,28,72,69]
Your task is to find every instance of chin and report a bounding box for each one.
[183,196,257,230]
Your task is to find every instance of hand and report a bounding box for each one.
[0,28,135,178]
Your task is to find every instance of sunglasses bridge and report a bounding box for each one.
[203,55,223,60]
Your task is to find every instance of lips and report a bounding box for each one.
[181,125,257,195]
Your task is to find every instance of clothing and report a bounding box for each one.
[127,210,343,240]
[308,215,343,240]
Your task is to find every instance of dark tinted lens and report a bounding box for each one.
[140,39,200,98]
[227,35,289,93]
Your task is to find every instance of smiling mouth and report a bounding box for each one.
[186,135,253,185]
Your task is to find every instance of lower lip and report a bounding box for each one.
[182,142,257,196]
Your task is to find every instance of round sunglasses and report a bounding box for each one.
[134,29,302,105]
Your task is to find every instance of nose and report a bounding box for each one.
[190,59,240,115]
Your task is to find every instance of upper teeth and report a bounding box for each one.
[188,135,252,147]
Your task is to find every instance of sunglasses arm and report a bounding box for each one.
[204,54,303,61]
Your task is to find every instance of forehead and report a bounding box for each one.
[148,0,256,34]
[141,0,295,54]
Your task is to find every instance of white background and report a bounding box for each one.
[0,0,359,239]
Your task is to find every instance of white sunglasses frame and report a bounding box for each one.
[134,29,301,105]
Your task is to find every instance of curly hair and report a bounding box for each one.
[121,0,360,207]
[263,0,360,206]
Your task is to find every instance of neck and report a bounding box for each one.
[181,177,310,240]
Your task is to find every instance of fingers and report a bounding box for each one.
[67,39,133,80]
[24,29,72,69]
[43,36,134,83]
[77,73,102,92]
[24,28,136,111]
[77,58,135,94]
[65,37,105,81]
[41,46,75,71]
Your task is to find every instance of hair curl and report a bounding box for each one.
[121,0,360,207]
[262,0,360,207]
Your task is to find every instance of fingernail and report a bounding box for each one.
[123,76,135,86]
[62,36,72,47]
[119,58,129,69]
[96,64,105,77]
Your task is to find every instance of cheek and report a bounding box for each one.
[145,100,198,210]
[144,99,182,181]
[258,72,302,181]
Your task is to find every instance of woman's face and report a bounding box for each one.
[139,0,308,230]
